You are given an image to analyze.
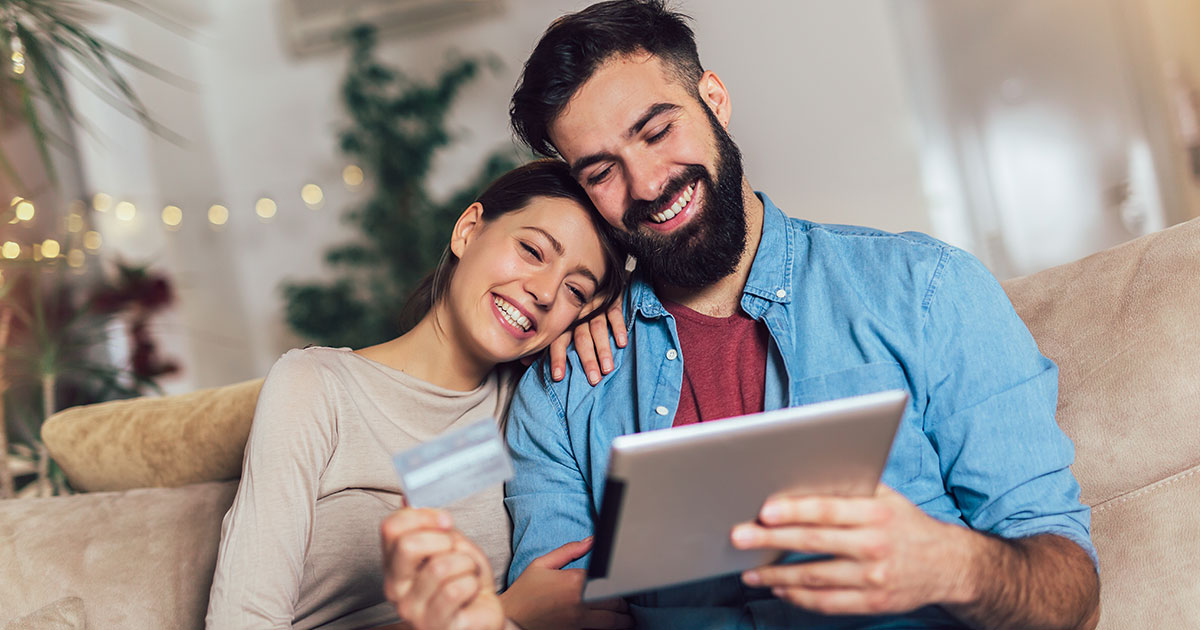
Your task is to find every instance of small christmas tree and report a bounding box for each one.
[283,25,521,349]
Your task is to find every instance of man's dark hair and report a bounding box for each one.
[511,0,703,158]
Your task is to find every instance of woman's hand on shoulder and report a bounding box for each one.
[381,508,505,630]
[501,538,633,630]
[534,300,626,386]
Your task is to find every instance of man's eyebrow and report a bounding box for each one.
[568,102,681,179]
[627,102,680,139]
[521,226,600,286]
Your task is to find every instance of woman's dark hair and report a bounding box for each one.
[399,159,626,332]
[511,0,703,158]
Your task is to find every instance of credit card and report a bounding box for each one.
[392,418,514,508]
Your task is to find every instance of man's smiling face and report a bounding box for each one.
[547,52,748,289]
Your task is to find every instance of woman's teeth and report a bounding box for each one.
[649,182,695,224]
[494,296,532,332]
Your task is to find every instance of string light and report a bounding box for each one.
[115,201,136,221]
[162,205,182,228]
[10,34,25,75]
[83,231,102,251]
[208,204,229,226]
[1,241,18,259]
[67,249,85,268]
[41,239,61,258]
[54,163,366,239]
[93,193,113,212]
[301,184,324,209]
[32,243,41,261]
[255,197,277,220]
[342,165,364,187]
[14,200,33,221]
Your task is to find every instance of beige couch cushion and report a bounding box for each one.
[1003,217,1200,628]
[3,597,86,630]
[41,379,262,492]
[0,481,237,630]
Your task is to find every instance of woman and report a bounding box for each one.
[206,160,630,630]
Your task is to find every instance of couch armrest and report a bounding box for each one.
[0,481,237,630]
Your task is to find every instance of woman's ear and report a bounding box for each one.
[697,70,732,128]
[449,202,485,258]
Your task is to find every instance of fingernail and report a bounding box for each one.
[731,526,756,547]
[760,503,781,523]
[588,371,600,384]
[618,334,627,347]
[742,571,761,586]
[773,587,786,598]
[601,359,613,373]
[553,368,563,381]
[436,511,453,528]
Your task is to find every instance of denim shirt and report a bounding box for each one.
[504,194,1095,630]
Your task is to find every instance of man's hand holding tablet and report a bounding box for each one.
[733,484,977,616]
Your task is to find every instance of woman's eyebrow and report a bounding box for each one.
[521,227,564,255]
[520,226,600,285]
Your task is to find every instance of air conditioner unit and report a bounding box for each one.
[279,0,502,56]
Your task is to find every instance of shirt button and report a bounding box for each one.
[655,406,669,416]
[666,349,678,360]
[776,289,787,298]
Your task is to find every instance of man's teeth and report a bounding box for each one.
[649,182,695,224]
[494,296,532,332]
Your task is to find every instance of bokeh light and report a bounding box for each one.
[208,204,229,226]
[162,205,183,228]
[343,164,364,187]
[115,201,136,222]
[83,231,102,251]
[93,193,113,212]
[255,198,277,219]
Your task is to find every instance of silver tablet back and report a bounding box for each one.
[583,389,908,601]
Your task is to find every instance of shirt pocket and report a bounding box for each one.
[790,362,924,486]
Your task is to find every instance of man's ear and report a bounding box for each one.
[449,202,485,258]
[697,70,732,128]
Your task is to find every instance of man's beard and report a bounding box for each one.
[615,110,747,289]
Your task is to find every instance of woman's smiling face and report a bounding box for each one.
[442,195,609,367]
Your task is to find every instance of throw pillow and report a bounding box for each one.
[41,378,263,491]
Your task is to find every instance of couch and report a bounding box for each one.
[1,218,1197,629]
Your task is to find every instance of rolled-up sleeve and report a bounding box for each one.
[921,249,1097,566]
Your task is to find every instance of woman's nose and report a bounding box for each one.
[524,273,556,307]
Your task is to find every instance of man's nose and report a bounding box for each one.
[627,154,670,202]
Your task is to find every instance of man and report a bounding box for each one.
[383,2,1100,628]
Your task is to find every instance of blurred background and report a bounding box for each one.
[0,0,1198,495]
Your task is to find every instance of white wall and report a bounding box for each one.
[72,0,929,391]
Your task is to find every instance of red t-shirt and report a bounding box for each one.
[662,300,770,427]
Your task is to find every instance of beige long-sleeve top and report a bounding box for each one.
[206,347,515,630]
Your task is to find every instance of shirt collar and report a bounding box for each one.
[628,191,794,318]
[742,192,794,305]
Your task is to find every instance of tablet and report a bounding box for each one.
[582,389,909,602]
